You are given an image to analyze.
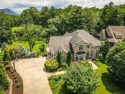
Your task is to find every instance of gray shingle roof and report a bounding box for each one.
[49,36,72,54]
[66,29,101,46]
[107,26,125,43]
[49,29,101,54]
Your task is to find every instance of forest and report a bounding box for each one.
[1,2,125,45]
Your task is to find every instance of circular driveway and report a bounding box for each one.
[14,57,53,94]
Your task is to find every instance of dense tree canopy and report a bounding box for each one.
[106,41,125,83]
[16,24,43,51]
[1,2,125,44]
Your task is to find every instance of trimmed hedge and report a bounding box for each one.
[44,59,58,72]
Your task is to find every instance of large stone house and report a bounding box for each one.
[101,26,125,44]
[48,29,101,61]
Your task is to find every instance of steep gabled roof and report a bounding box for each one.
[106,26,125,43]
[108,26,125,38]
[65,29,101,46]
[49,36,72,54]
[49,29,101,54]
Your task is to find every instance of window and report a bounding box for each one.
[79,45,83,50]
[96,50,99,57]
[91,51,93,57]
[87,45,89,48]
[114,32,122,39]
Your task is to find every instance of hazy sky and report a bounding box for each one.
[1,0,125,13]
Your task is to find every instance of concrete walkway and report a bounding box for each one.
[13,57,52,94]
[46,71,65,77]
[88,61,98,70]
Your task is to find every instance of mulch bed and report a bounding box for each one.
[5,61,23,94]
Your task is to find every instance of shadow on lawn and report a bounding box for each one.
[101,73,125,94]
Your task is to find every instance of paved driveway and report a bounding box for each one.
[14,57,53,94]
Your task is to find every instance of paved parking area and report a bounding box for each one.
[14,57,53,94]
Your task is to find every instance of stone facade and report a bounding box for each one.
[48,29,101,61]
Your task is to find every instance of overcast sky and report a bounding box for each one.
[1,0,125,14]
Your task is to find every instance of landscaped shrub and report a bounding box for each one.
[61,62,68,68]
[16,82,21,88]
[15,79,18,83]
[9,69,12,72]
[3,50,10,62]
[9,49,15,60]
[14,76,17,79]
[42,52,47,57]
[0,60,9,90]
[12,74,15,77]
[4,61,9,65]
[95,61,102,67]
[11,71,14,74]
[0,86,4,94]
[44,59,58,72]
[5,65,11,70]
[52,75,61,81]
[39,44,45,52]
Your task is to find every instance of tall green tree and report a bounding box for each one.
[106,41,125,83]
[66,51,72,66]
[65,63,99,94]
[56,51,62,68]
[17,24,43,51]
[99,41,112,62]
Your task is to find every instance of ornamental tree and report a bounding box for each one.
[65,63,99,94]
[56,51,62,68]
[66,51,72,66]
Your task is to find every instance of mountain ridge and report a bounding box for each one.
[0,8,19,16]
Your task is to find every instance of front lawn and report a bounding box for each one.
[49,62,125,94]
[49,75,68,94]
[96,63,125,94]
[9,41,47,54]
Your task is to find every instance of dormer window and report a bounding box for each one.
[115,35,122,39]
[114,32,122,39]
[79,45,83,50]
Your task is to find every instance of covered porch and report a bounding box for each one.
[74,51,86,61]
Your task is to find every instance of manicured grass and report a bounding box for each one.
[10,41,47,53]
[49,62,125,94]
[96,63,125,94]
